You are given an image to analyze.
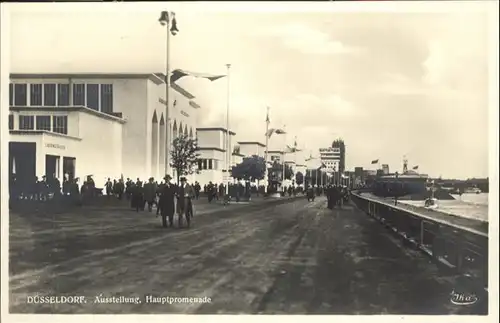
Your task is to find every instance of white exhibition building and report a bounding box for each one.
[7,72,317,188]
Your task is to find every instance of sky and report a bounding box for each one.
[4,1,496,179]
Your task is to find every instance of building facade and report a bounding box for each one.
[237,141,266,158]
[319,147,341,173]
[195,127,237,186]
[8,73,200,187]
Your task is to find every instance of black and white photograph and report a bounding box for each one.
[1,0,498,320]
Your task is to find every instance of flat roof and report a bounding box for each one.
[196,127,236,136]
[10,130,82,141]
[10,73,165,85]
[197,147,226,152]
[9,106,127,124]
[237,141,265,147]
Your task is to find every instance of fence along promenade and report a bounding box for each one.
[350,191,488,292]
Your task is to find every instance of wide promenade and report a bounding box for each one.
[9,195,483,314]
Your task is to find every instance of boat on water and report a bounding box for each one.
[424,197,438,209]
[463,187,482,194]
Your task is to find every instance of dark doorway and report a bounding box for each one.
[45,155,60,179]
[9,142,37,191]
[63,157,76,181]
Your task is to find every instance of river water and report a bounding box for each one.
[399,193,489,223]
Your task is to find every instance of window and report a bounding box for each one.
[208,159,213,170]
[30,84,43,106]
[8,114,13,130]
[100,84,113,113]
[198,160,203,170]
[43,84,56,106]
[57,84,70,106]
[19,115,34,130]
[202,159,207,170]
[53,116,68,135]
[9,84,13,105]
[14,84,27,106]
[36,115,51,131]
[86,84,99,110]
[73,84,85,106]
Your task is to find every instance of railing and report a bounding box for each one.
[350,191,488,290]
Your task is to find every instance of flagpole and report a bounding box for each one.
[282,124,287,193]
[159,11,173,177]
[225,63,231,196]
[265,107,270,194]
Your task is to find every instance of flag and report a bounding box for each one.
[266,107,270,124]
[341,174,348,179]
[371,159,379,164]
[170,69,226,84]
[413,165,419,170]
[265,128,286,138]
[305,154,315,162]
[286,145,301,153]
[317,162,326,170]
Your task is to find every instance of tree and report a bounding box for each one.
[231,155,266,182]
[295,171,304,186]
[269,161,294,181]
[170,134,200,183]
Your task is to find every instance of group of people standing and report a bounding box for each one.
[105,175,198,228]
[326,185,350,209]
[9,174,100,206]
[304,184,350,209]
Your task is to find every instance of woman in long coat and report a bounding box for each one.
[143,177,157,212]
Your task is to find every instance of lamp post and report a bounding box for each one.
[225,63,231,196]
[158,10,178,177]
[281,124,287,193]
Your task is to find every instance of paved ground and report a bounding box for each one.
[9,196,486,314]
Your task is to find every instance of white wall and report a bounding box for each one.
[196,170,224,188]
[110,79,149,180]
[197,130,223,149]
[77,112,123,186]
[239,143,266,158]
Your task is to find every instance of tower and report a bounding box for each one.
[403,156,408,173]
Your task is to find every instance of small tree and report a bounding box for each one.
[295,171,304,186]
[170,134,200,183]
[231,155,266,183]
[269,162,294,181]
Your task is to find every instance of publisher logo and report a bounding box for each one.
[450,290,478,306]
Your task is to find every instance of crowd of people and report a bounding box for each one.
[10,172,353,222]
[304,184,350,209]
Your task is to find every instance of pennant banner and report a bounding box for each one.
[170,69,226,84]
[286,145,301,153]
[317,162,326,170]
[413,165,419,170]
[371,159,379,164]
[265,128,286,138]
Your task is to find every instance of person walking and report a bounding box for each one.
[159,175,176,228]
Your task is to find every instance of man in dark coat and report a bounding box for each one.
[159,175,176,228]
[177,177,195,227]
[143,177,157,212]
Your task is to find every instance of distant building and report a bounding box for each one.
[319,147,340,173]
[196,127,236,186]
[331,139,346,173]
[237,141,266,158]
[382,164,390,175]
[354,167,364,181]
